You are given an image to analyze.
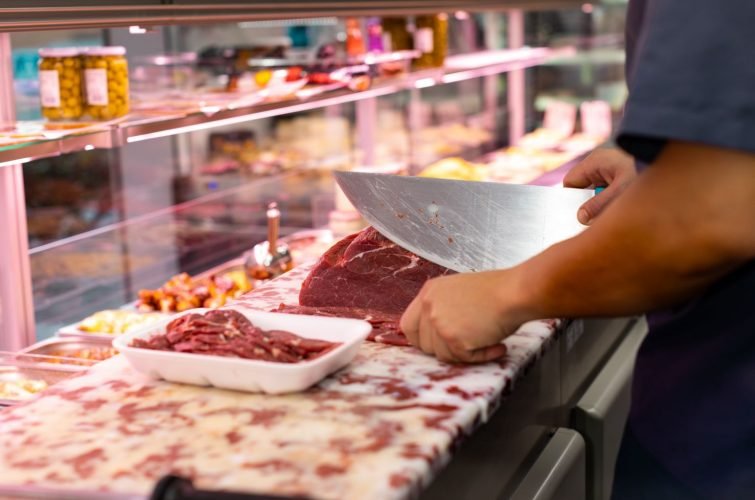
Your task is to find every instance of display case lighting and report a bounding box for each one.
[128,26,148,34]
[414,77,437,89]
[84,145,95,151]
[0,157,32,168]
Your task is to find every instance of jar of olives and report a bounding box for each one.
[38,48,84,121]
[83,46,129,120]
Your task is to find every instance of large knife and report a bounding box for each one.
[334,172,593,273]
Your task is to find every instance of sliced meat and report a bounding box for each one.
[132,310,339,363]
[273,304,409,347]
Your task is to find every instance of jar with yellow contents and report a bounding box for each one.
[38,48,84,121]
[83,46,129,120]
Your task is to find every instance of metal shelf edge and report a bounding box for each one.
[0,47,574,166]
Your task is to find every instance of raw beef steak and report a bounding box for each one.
[299,227,453,314]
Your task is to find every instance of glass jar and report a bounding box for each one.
[413,14,449,69]
[130,52,197,99]
[83,46,129,120]
[38,48,83,121]
[381,17,412,52]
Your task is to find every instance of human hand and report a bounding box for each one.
[400,270,529,364]
[564,148,637,225]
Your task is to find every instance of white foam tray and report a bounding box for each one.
[114,308,371,394]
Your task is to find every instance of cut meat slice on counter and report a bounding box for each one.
[273,303,409,347]
[275,226,454,347]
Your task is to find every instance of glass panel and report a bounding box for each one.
[11,7,628,344]
[28,107,351,340]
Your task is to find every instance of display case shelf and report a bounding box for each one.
[0,46,574,167]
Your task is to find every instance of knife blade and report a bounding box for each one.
[334,172,592,273]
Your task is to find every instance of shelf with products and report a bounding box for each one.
[0,46,575,167]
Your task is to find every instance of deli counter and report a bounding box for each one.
[0,2,639,499]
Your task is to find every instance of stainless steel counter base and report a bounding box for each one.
[421,316,646,500]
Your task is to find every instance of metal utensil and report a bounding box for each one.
[244,202,293,280]
[333,172,593,272]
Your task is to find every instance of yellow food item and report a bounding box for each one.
[46,347,118,365]
[419,157,487,181]
[0,380,48,401]
[254,69,273,88]
[38,48,83,121]
[78,310,165,335]
[83,47,129,120]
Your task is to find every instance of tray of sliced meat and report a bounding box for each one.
[114,307,371,394]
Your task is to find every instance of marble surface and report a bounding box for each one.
[0,266,560,499]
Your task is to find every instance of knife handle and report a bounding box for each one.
[594,186,606,195]
[150,475,307,500]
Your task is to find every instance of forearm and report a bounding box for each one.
[506,141,755,321]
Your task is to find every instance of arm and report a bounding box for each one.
[401,141,755,363]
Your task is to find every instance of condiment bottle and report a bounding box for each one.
[366,17,384,53]
[345,18,366,59]
[381,17,412,52]
[413,13,449,69]
[244,202,293,280]
[38,48,83,121]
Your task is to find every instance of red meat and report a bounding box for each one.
[299,227,453,315]
[132,309,339,362]
[275,227,453,347]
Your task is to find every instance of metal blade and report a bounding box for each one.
[334,172,591,272]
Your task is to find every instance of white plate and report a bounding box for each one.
[114,308,371,394]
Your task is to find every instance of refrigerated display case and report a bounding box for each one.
[0,2,639,499]
[0,4,628,345]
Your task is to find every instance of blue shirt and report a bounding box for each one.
[617,1,755,498]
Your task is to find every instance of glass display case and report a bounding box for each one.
[0,1,627,349]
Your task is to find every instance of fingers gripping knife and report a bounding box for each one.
[333,172,595,272]
[245,202,294,280]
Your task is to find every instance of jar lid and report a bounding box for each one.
[38,47,80,58]
[85,46,127,56]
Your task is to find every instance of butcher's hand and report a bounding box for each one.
[563,148,637,225]
[400,271,528,364]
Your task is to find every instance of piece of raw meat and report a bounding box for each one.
[273,304,409,347]
[273,227,453,347]
[299,227,453,314]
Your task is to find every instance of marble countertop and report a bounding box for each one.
[0,266,560,499]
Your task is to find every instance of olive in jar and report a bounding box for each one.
[83,46,130,120]
[38,48,84,121]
